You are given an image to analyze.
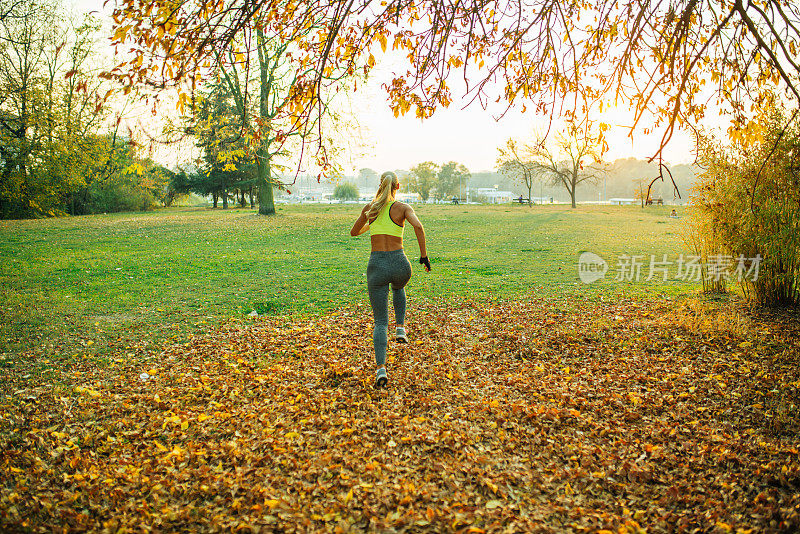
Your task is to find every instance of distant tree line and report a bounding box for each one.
[0,0,289,219]
[355,158,695,206]
[405,161,471,202]
[471,158,693,204]
[0,0,181,219]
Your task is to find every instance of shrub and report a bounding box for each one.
[333,182,359,200]
[692,103,800,306]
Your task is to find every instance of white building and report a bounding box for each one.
[396,192,421,203]
[475,187,517,204]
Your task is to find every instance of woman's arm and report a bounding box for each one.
[404,206,429,269]
[350,204,371,236]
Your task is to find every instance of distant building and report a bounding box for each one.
[396,192,420,203]
[609,198,637,205]
[475,187,516,204]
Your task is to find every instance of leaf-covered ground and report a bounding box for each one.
[2,297,799,533]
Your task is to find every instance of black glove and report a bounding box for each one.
[419,256,431,271]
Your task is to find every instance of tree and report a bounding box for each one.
[333,182,359,200]
[529,124,606,209]
[69,136,165,214]
[407,162,439,202]
[42,15,112,215]
[0,0,20,24]
[110,1,800,162]
[632,178,647,208]
[435,161,470,201]
[0,0,120,218]
[115,3,360,216]
[497,140,541,206]
[358,168,378,192]
[160,168,188,207]
[188,77,257,210]
[0,0,54,217]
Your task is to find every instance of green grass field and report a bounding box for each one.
[0,203,696,365]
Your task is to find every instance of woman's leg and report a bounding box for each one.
[391,286,406,326]
[367,252,392,368]
[390,251,413,328]
[366,250,411,379]
[368,283,390,367]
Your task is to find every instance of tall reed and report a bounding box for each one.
[692,104,800,307]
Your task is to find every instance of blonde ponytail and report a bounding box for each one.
[368,171,399,222]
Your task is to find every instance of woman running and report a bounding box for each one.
[350,171,430,388]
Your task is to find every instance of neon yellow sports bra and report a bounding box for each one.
[370,201,404,238]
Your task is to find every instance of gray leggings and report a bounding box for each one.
[367,249,412,367]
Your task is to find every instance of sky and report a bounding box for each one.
[352,65,697,174]
[71,0,697,176]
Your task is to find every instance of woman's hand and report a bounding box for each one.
[419,256,431,272]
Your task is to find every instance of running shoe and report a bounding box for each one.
[375,367,388,388]
[395,327,408,343]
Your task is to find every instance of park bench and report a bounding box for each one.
[513,197,531,204]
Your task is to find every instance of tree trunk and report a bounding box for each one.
[239,189,246,207]
[527,179,533,207]
[213,192,218,208]
[569,172,577,208]
[222,189,228,209]
[249,186,254,208]
[256,148,275,215]
[0,154,11,218]
[569,179,577,208]
[256,27,276,216]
